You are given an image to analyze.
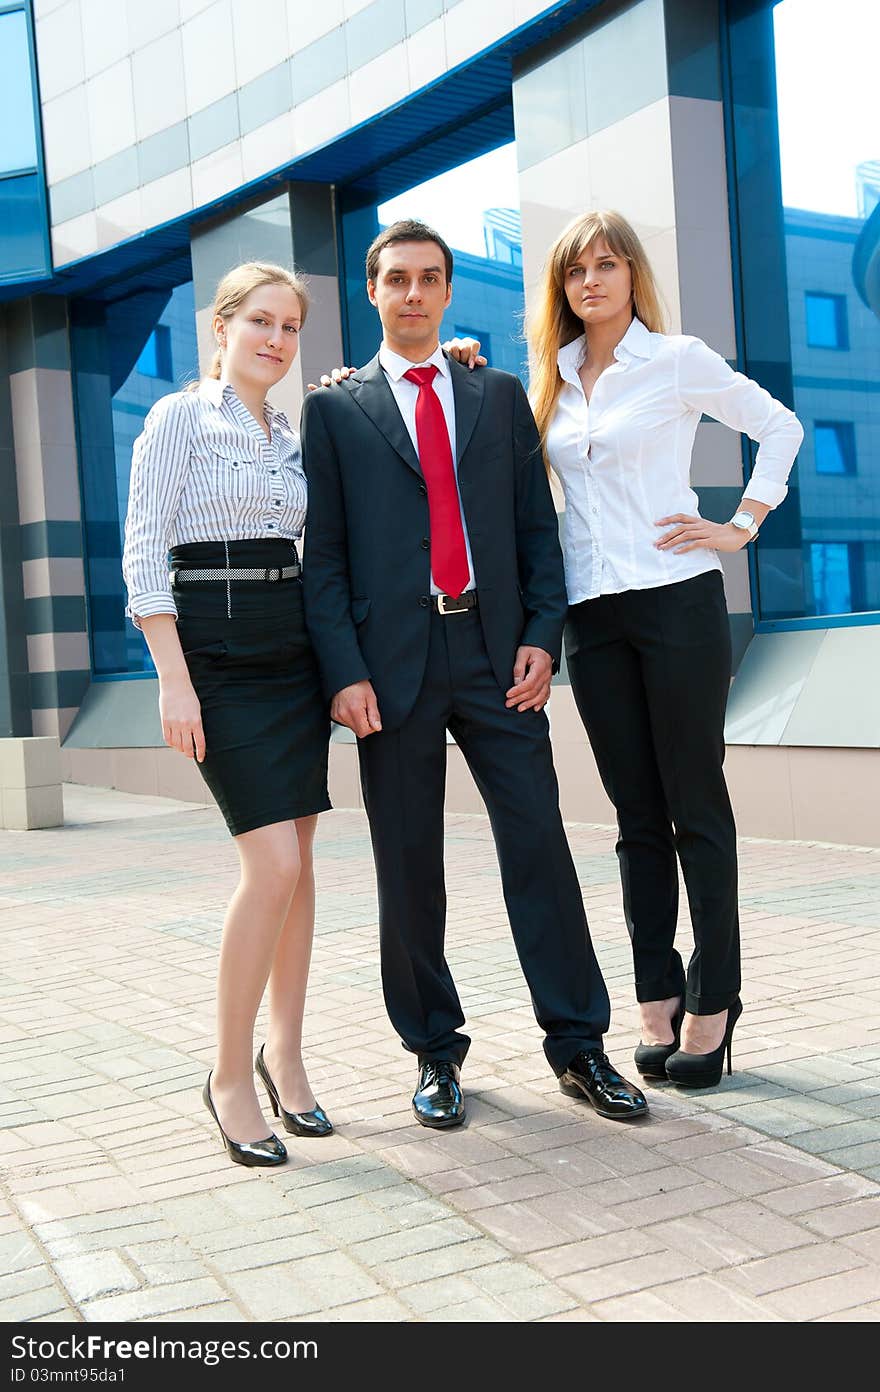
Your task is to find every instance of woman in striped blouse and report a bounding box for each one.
[123,262,333,1167]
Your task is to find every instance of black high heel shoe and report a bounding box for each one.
[634,999,684,1080]
[255,1045,333,1137]
[665,999,743,1089]
[202,1073,287,1167]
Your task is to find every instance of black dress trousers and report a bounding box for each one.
[564,569,740,1016]
[356,603,611,1074]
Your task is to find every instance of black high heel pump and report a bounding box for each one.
[665,999,743,1089]
[633,999,684,1080]
[255,1046,333,1137]
[202,1073,287,1167]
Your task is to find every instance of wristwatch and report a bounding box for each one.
[730,509,759,540]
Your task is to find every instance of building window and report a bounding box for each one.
[808,542,856,616]
[805,292,849,350]
[71,280,198,677]
[814,421,857,475]
[135,325,173,380]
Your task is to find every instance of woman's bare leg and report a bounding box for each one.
[262,816,320,1112]
[210,820,300,1141]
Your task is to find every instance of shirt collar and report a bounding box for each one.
[379,341,449,383]
[556,317,654,386]
[197,376,289,430]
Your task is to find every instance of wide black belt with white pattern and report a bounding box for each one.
[170,564,301,585]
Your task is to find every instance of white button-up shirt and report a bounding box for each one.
[122,378,306,625]
[545,318,804,603]
[379,342,476,594]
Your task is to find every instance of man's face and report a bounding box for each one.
[368,240,452,354]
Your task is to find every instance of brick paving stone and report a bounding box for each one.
[557,1250,702,1304]
[800,1196,880,1237]
[81,1278,235,1322]
[761,1265,880,1320]
[53,1251,140,1303]
[729,1240,869,1296]
[224,1253,383,1319]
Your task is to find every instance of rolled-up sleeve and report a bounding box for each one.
[122,393,192,628]
[677,337,803,508]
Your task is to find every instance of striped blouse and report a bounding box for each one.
[122,378,307,626]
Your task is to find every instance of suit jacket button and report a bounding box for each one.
[419,596,429,607]
[421,537,430,549]
[418,483,427,495]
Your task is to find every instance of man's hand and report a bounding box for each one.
[505,647,553,713]
[441,336,488,370]
[331,680,383,737]
[159,675,205,761]
[307,366,356,391]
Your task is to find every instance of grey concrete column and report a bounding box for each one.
[0,308,32,738]
[6,296,89,740]
[190,183,344,425]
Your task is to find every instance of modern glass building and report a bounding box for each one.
[1,0,878,844]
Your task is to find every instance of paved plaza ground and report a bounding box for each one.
[2,783,880,1323]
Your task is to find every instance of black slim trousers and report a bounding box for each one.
[357,605,611,1075]
[564,569,740,1016]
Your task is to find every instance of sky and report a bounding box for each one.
[774,0,880,216]
[378,0,880,254]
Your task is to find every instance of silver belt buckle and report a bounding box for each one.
[266,567,281,582]
[437,594,465,615]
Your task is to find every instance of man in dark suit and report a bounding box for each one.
[301,219,646,1127]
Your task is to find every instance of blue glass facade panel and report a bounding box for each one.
[726,0,880,625]
[0,3,50,285]
[0,10,38,174]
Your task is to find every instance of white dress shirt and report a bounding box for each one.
[545,318,804,604]
[378,342,475,594]
[122,377,306,626]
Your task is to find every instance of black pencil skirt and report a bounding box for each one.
[171,539,331,837]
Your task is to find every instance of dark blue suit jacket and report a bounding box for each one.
[300,351,567,732]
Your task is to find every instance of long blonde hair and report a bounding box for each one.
[187,260,310,390]
[529,211,667,447]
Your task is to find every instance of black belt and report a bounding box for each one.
[170,564,301,585]
[431,591,478,615]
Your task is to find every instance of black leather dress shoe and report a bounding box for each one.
[559,1049,649,1122]
[412,1061,465,1129]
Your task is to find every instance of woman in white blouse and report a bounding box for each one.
[528,210,803,1088]
[123,262,333,1166]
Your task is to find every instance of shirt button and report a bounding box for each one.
[419,596,429,608]
[274,500,282,506]
[591,507,599,515]
[421,537,430,550]
[270,469,278,475]
[267,522,275,529]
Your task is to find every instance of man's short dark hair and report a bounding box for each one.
[365,219,454,284]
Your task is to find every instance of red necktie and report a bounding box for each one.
[403,366,469,599]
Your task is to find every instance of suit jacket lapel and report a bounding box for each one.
[447,352,484,465]
[347,354,421,476]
